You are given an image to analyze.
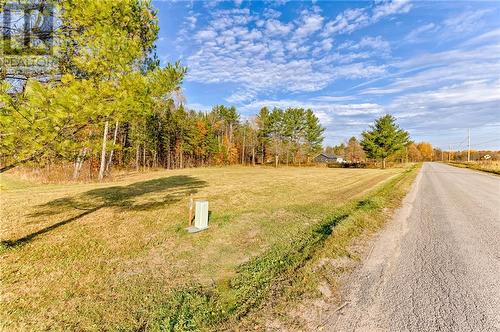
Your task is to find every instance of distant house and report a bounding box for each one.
[314,153,344,164]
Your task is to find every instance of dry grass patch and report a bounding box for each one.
[448,161,500,175]
[1,166,403,330]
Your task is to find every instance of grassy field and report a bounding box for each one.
[1,166,413,330]
[447,161,500,175]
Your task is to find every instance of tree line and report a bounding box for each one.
[324,115,411,169]
[324,119,499,166]
[326,140,440,163]
[74,104,325,180]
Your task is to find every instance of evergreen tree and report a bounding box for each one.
[283,108,306,165]
[360,114,410,169]
[256,107,270,164]
[268,108,285,167]
[304,109,325,162]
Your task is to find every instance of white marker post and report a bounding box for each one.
[186,199,209,233]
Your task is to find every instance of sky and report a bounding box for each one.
[153,0,500,151]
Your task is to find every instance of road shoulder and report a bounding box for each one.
[325,163,423,331]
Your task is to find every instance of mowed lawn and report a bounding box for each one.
[0,166,402,330]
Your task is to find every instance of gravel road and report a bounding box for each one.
[330,162,500,332]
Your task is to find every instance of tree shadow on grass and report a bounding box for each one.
[1,175,207,250]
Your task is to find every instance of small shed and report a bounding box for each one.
[314,153,344,164]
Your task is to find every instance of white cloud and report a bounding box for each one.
[311,95,357,102]
[405,23,437,43]
[335,63,387,79]
[330,103,384,116]
[321,8,369,36]
[393,43,500,69]
[340,36,391,56]
[263,8,281,19]
[321,38,334,51]
[196,29,217,40]
[226,89,258,104]
[357,38,500,99]
[403,9,495,44]
[388,79,500,139]
[362,60,500,96]
[357,36,390,50]
[203,0,223,10]
[265,19,293,36]
[443,9,493,34]
[242,29,263,41]
[390,79,500,110]
[352,36,500,140]
[294,12,324,39]
[186,16,197,29]
[320,0,412,37]
[185,6,389,98]
[372,0,412,22]
[175,11,201,48]
[461,28,500,47]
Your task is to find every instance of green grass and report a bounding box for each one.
[0,165,415,331]
[447,161,500,175]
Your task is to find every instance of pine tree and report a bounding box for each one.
[256,107,270,164]
[283,108,306,165]
[361,114,410,169]
[304,109,325,163]
[268,108,285,167]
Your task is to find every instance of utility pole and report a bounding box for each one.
[449,144,452,162]
[467,128,471,162]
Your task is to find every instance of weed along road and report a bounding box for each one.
[330,162,500,332]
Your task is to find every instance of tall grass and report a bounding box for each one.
[448,161,500,175]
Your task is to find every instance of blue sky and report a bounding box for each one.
[153,0,500,150]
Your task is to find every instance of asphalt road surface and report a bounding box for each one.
[330,162,500,332]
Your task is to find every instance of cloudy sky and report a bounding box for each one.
[153,0,500,150]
